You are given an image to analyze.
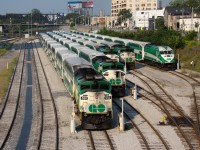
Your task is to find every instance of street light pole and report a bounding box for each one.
[9,18,12,37]
[28,14,29,35]
[31,13,32,36]
[191,7,194,30]
[75,15,84,26]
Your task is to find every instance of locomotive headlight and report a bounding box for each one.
[129,53,133,56]
[103,72,109,76]
[81,96,88,100]
[104,94,111,100]
[79,106,84,111]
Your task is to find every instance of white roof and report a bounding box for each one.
[84,37,95,41]
[68,42,80,48]
[46,40,57,44]
[95,34,103,37]
[69,37,80,40]
[76,39,91,45]
[44,37,53,41]
[63,34,71,38]
[91,39,103,44]
[54,45,66,50]
[57,49,77,60]
[85,42,104,47]
[62,53,78,61]
[62,40,74,45]
[102,35,112,40]
[72,45,91,51]
[157,46,172,51]
[88,33,96,37]
[75,35,85,39]
[100,41,119,47]
[64,57,92,73]
[81,48,105,59]
[50,43,62,49]
[54,47,69,54]
[113,38,133,45]
[128,40,151,46]
[58,37,67,42]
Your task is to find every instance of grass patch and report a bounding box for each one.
[0,57,18,103]
[0,49,7,56]
[178,41,200,72]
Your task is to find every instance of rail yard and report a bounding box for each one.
[0,30,200,150]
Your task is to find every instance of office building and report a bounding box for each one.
[111,0,158,16]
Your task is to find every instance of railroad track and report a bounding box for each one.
[33,41,59,150]
[0,37,19,43]
[87,130,115,150]
[113,98,170,150]
[0,46,25,149]
[128,70,200,150]
[169,71,200,134]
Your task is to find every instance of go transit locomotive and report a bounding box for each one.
[127,41,177,68]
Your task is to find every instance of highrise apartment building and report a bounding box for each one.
[111,0,158,16]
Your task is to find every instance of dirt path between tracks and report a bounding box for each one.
[0,49,19,103]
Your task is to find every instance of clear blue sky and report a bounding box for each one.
[0,0,171,15]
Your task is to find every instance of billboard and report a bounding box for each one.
[82,1,94,8]
[68,1,82,9]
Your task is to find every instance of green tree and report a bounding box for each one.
[195,21,199,31]
[117,9,132,25]
[70,22,75,27]
[170,0,200,13]
[65,13,79,22]
[30,9,48,24]
[155,17,166,30]
[170,0,187,7]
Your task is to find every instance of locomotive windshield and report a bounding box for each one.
[102,63,124,70]
[80,85,90,90]
[99,84,110,90]
[97,45,110,50]
[80,83,110,91]
[119,46,133,52]
[160,51,174,54]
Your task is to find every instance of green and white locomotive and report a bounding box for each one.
[63,57,113,129]
[127,41,176,68]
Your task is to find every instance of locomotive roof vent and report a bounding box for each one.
[95,75,103,80]
[105,59,113,63]
[86,75,93,80]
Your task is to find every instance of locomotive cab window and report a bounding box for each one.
[116,65,124,70]
[160,51,164,54]
[100,84,110,90]
[103,65,110,70]
[167,51,173,54]
[80,85,90,90]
